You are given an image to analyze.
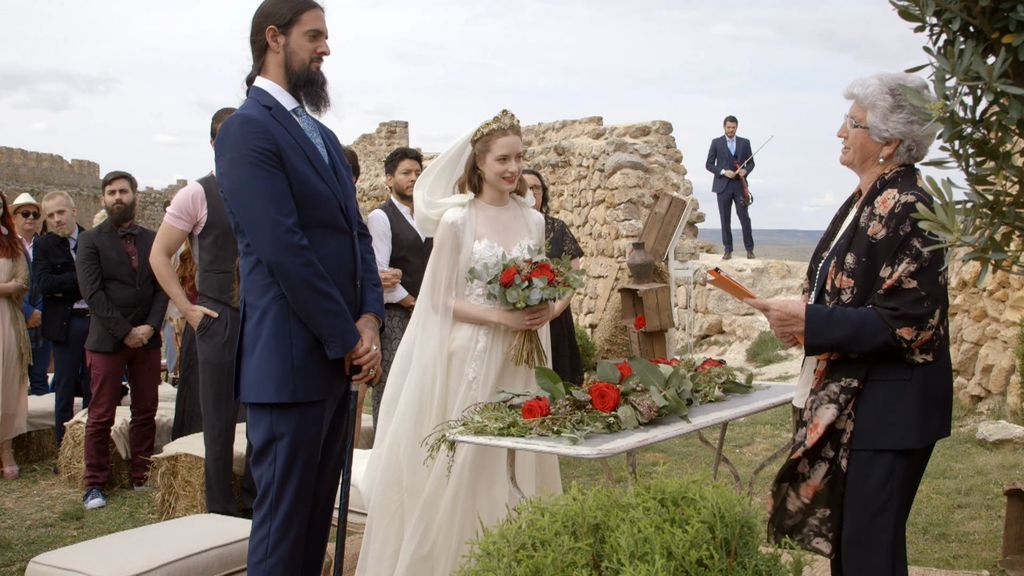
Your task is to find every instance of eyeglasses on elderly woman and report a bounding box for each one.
[843,113,870,131]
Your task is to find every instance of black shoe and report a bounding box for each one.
[722,252,732,260]
[746,251,755,259]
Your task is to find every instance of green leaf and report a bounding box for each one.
[534,367,566,401]
[628,358,667,389]
[596,361,621,384]
[616,405,640,429]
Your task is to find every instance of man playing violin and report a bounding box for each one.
[706,115,755,260]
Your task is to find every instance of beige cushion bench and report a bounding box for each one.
[25,513,250,576]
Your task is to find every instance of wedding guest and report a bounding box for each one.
[366,147,432,426]
[150,107,254,516]
[749,73,951,576]
[35,191,91,449]
[10,192,50,395]
[215,1,383,572]
[0,190,30,480]
[358,110,563,576]
[77,171,168,510]
[523,168,585,385]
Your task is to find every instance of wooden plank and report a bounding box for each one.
[638,193,673,252]
[648,194,687,261]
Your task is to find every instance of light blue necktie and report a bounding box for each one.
[292,106,330,165]
[727,138,736,156]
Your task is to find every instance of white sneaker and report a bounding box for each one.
[83,487,107,510]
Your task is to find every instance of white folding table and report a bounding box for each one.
[450,382,795,500]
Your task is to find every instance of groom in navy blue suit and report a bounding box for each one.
[706,115,756,259]
[214,1,384,574]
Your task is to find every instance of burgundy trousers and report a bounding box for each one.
[83,347,161,488]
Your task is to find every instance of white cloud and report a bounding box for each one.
[152,134,185,146]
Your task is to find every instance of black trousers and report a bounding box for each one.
[716,187,754,253]
[246,384,349,576]
[195,295,254,516]
[830,445,935,576]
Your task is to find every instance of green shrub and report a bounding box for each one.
[456,477,791,576]
[746,331,787,367]
[575,322,597,373]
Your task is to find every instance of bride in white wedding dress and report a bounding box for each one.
[355,111,563,576]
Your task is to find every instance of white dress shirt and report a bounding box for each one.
[366,197,424,304]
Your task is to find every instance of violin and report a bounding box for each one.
[733,159,753,207]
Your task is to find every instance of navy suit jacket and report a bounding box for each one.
[705,135,754,194]
[214,86,384,404]
[33,227,86,343]
[805,305,953,451]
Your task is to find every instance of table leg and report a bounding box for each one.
[712,423,728,480]
[746,440,792,499]
[696,426,742,490]
[626,450,638,490]
[506,449,525,502]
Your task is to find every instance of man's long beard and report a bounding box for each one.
[106,200,136,227]
[285,48,330,115]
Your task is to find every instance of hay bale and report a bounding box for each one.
[57,420,130,489]
[13,428,56,464]
[152,453,207,519]
[322,534,363,576]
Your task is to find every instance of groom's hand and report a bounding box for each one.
[346,314,382,385]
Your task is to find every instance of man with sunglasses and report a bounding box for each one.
[9,193,51,395]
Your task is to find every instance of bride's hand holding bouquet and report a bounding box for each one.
[469,255,584,368]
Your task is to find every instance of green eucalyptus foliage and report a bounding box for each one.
[890,0,1024,278]
[456,478,793,576]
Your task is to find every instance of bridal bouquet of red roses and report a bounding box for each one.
[467,254,584,368]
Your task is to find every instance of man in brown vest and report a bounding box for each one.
[366,147,432,427]
[150,108,255,517]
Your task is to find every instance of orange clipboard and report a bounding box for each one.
[707,267,757,300]
[708,267,804,345]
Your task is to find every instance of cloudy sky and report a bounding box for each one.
[0,1,949,230]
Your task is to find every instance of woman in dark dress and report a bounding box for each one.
[522,169,585,385]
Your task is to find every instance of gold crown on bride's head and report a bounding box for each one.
[472,109,521,144]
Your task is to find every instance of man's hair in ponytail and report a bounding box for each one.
[245,0,324,90]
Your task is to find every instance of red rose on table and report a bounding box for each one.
[499,266,519,288]
[696,358,726,372]
[589,382,622,413]
[633,315,647,330]
[521,396,551,420]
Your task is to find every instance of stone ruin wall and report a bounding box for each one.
[947,255,1023,417]
[0,146,181,231]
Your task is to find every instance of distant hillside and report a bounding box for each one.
[697,229,823,263]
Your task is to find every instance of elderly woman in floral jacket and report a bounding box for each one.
[748,72,952,576]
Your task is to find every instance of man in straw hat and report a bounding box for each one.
[9,192,51,395]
